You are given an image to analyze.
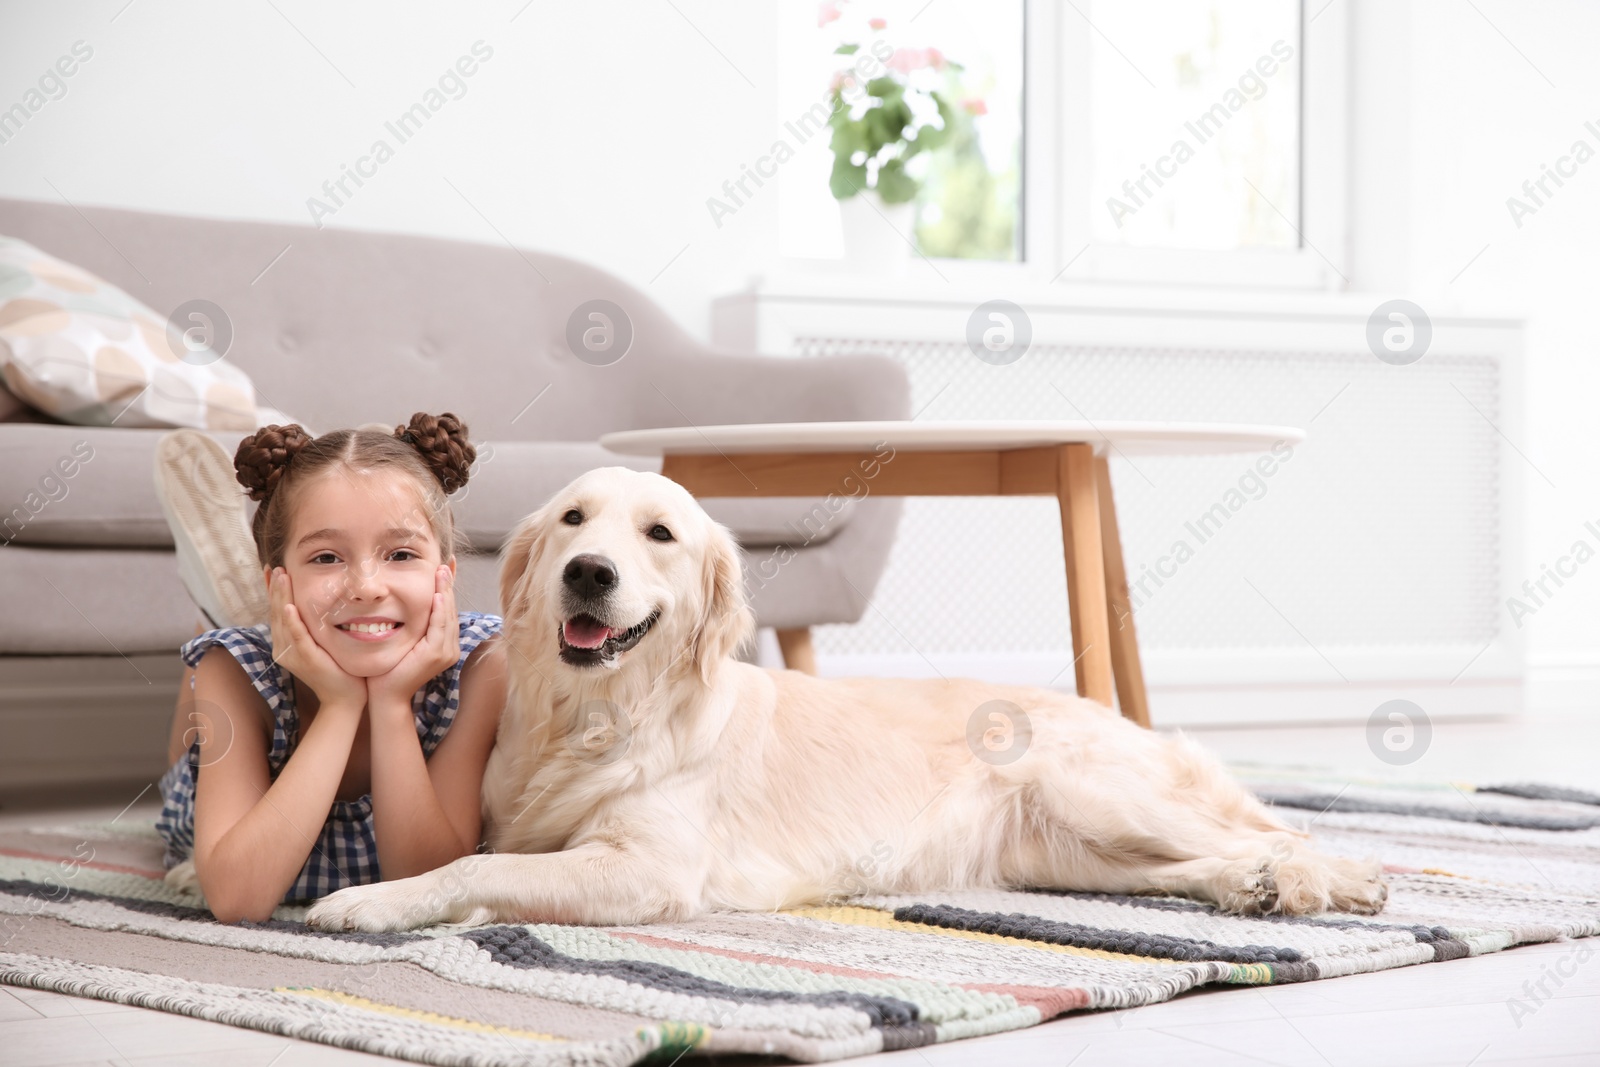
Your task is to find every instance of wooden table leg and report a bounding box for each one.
[667,445,1142,717]
[1057,444,1114,707]
[1094,456,1152,728]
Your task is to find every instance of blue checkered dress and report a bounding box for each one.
[155,611,502,904]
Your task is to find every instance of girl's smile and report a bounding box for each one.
[335,616,405,641]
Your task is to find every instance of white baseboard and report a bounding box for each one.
[1139,680,1518,727]
[1525,656,1600,716]
[802,649,1522,727]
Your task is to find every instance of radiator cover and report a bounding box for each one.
[713,280,1524,725]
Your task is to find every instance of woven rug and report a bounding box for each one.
[3,775,1598,1066]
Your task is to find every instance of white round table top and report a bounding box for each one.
[601,420,1305,457]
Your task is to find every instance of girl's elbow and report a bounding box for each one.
[195,866,278,924]
[207,897,277,924]
[203,885,278,924]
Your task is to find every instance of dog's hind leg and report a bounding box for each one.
[1007,728,1385,916]
[1134,840,1387,916]
[1023,820,1387,916]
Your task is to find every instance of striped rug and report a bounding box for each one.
[3,776,1598,1066]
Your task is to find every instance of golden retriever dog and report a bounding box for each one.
[306,467,1386,932]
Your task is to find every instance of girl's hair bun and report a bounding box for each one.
[394,411,476,495]
[235,423,314,503]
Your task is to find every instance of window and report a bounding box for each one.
[776,0,1346,288]
[1087,0,1301,251]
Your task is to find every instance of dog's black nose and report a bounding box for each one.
[563,553,617,599]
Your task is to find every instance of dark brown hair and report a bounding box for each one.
[234,412,476,569]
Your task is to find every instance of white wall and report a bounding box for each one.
[4,0,1599,686]
[1346,0,1600,696]
[0,0,784,343]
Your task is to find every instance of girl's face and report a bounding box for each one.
[270,468,455,679]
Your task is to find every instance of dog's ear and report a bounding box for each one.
[692,521,755,685]
[498,508,550,628]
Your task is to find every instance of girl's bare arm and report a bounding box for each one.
[370,637,507,879]
[189,647,364,922]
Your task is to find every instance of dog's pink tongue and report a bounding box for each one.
[563,616,613,649]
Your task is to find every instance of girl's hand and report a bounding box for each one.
[267,567,367,713]
[366,565,459,710]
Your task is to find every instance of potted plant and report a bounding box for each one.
[821,5,967,272]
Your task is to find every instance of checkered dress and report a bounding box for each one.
[155,611,502,904]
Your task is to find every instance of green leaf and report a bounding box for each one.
[835,43,859,54]
[863,106,896,150]
[865,76,900,99]
[830,156,869,199]
[911,119,951,153]
[868,97,915,149]
[829,118,867,158]
[904,90,955,156]
[875,158,919,203]
[891,96,914,134]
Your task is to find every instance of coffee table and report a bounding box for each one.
[600,421,1306,728]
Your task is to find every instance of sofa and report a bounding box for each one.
[0,198,909,791]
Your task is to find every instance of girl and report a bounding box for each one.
[154,413,506,923]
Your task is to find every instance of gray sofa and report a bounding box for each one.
[0,198,908,791]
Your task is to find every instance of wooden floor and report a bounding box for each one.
[4,710,1598,1067]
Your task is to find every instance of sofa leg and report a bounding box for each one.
[776,628,818,674]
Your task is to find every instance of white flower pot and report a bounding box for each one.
[837,190,915,276]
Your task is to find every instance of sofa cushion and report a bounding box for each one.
[458,440,859,550]
[0,542,507,655]
[0,383,62,423]
[0,495,896,654]
[0,426,857,552]
[0,237,265,430]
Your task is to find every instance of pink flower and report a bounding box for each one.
[961,97,987,115]
[818,1,842,27]
[885,47,949,74]
[829,70,853,92]
[868,16,887,29]
[885,47,926,73]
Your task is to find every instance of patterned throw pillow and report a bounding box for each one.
[0,237,260,430]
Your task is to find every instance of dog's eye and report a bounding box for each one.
[562,509,582,525]
[649,524,673,542]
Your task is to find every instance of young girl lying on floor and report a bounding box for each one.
[152,414,506,923]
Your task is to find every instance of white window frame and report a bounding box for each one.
[1042,0,1349,290]
[771,0,1349,292]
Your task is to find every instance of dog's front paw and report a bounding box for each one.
[306,878,444,933]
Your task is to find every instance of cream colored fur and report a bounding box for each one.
[306,467,1386,932]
